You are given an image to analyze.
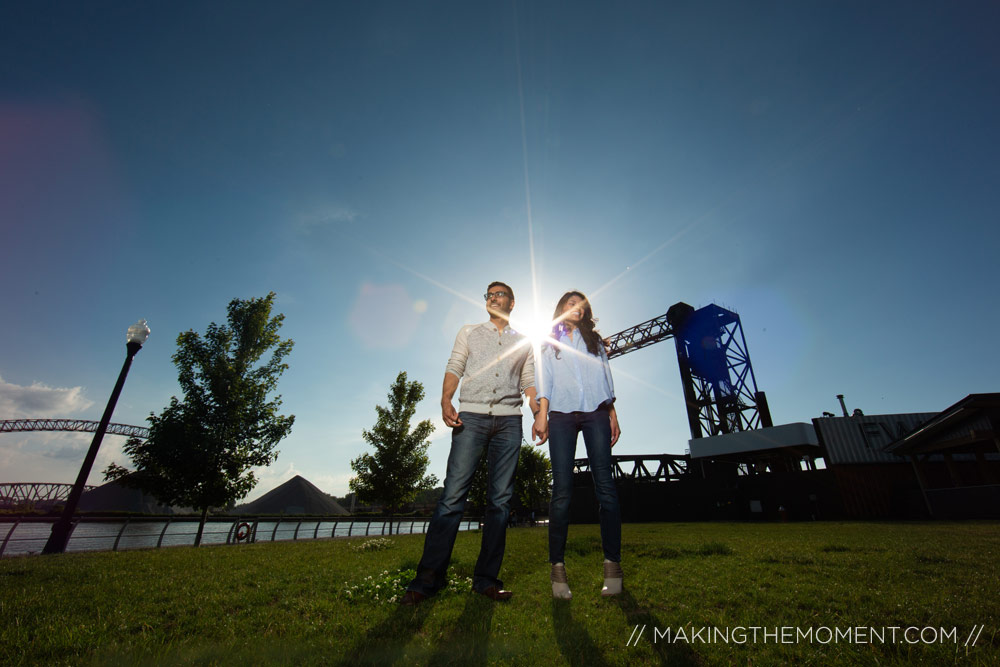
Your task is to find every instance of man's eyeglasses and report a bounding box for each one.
[484,291,510,301]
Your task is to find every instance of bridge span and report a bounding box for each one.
[0,419,149,439]
[0,482,95,505]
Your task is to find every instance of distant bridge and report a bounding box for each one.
[0,482,94,505]
[0,419,149,439]
[1,420,146,506]
[574,454,690,482]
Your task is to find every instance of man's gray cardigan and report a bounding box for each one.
[445,321,535,416]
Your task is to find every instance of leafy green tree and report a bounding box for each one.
[468,444,552,518]
[468,453,489,510]
[350,372,437,533]
[516,445,552,515]
[106,292,294,545]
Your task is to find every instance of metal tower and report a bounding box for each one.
[606,302,772,439]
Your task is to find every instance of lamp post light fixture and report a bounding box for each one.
[43,319,150,555]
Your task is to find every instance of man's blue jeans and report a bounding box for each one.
[548,408,621,563]
[407,412,522,596]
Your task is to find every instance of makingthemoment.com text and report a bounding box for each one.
[626,625,986,647]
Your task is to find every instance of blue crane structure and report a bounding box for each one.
[606,301,772,441]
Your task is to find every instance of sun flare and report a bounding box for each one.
[511,311,555,354]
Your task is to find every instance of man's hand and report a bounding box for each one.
[442,400,462,428]
[441,373,462,428]
[532,413,548,446]
[609,408,621,447]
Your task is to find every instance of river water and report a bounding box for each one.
[0,518,478,557]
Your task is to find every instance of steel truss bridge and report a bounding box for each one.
[0,482,94,506]
[1,420,147,504]
[1,419,149,439]
[574,454,689,482]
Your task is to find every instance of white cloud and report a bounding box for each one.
[245,461,355,500]
[311,471,355,498]
[237,460,329,501]
[0,374,93,418]
[0,431,128,484]
[297,204,359,232]
[242,462,299,503]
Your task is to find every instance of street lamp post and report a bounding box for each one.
[43,320,150,555]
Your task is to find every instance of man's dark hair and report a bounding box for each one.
[487,281,514,301]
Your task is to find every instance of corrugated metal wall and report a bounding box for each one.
[813,412,997,518]
[813,414,937,464]
[927,412,995,443]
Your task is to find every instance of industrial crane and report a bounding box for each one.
[605,302,772,440]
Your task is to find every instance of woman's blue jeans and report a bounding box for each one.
[548,409,621,563]
[407,412,522,596]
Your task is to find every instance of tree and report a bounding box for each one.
[350,372,437,533]
[468,444,552,519]
[105,292,294,545]
[468,453,488,509]
[516,445,552,515]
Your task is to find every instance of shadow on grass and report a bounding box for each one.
[552,598,613,667]
[615,590,703,666]
[425,594,495,665]
[629,542,733,559]
[332,598,436,666]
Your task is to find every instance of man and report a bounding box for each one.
[401,281,538,604]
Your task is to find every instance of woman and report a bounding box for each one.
[532,290,622,599]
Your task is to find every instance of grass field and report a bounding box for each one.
[1,522,997,665]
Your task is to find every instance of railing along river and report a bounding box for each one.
[0,516,480,557]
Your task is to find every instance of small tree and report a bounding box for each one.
[468,444,552,519]
[516,445,552,516]
[350,372,437,533]
[468,453,489,510]
[106,292,294,545]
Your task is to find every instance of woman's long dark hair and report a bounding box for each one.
[550,290,602,357]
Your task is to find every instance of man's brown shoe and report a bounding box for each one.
[477,586,513,602]
[399,590,428,606]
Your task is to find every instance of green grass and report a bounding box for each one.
[1,522,998,665]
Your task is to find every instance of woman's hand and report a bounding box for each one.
[609,408,621,447]
[532,412,549,446]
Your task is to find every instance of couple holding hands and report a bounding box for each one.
[401,281,622,605]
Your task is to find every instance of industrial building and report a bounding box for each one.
[571,302,1000,522]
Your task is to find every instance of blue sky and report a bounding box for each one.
[2,1,998,500]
